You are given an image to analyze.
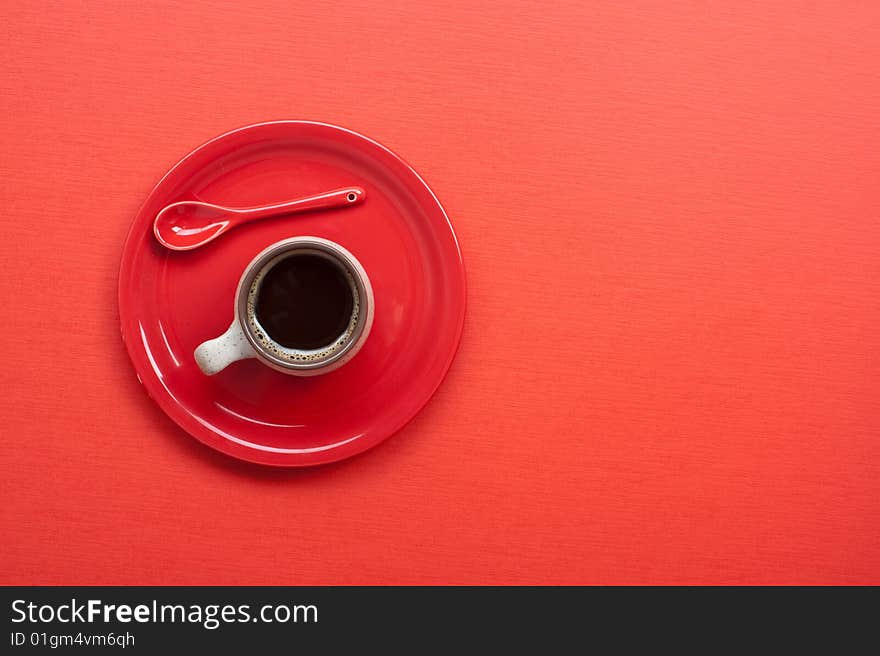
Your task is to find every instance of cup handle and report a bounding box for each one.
[193,320,256,375]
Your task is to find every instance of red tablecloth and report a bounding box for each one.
[1,1,878,584]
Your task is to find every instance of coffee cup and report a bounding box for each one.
[194,236,374,376]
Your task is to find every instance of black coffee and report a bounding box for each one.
[255,254,354,350]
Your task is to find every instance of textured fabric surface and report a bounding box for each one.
[1,1,878,584]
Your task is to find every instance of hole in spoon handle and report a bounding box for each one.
[341,187,366,204]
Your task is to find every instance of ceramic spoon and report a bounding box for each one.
[153,186,366,251]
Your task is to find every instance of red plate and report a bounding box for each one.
[118,121,466,466]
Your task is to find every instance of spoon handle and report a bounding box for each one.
[233,186,365,222]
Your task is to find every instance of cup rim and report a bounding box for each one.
[234,236,373,372]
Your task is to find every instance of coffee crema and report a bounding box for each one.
[246,253,360,362]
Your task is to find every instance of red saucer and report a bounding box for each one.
[118,121,466,466]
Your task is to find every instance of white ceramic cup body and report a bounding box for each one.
[194,237,374,376]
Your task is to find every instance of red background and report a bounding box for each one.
[1,1,878,584]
